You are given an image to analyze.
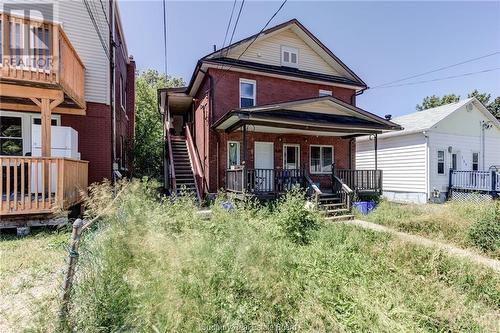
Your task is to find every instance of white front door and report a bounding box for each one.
[254,142,274,192]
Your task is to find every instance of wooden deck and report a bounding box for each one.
[0,157,88,218]
[0,12,86,111]
[449,170,499,200]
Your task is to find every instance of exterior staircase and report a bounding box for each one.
[171,138,198,196]
[317,193,354,221]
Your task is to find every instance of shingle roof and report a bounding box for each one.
[376,98,474,139]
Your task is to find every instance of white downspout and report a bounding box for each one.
[423,131,430,203]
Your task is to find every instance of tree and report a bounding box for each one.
[416,90,500,120]
[133,69,184,179]
[416,94,460,111]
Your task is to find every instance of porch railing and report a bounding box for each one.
[334,166,383,194]
[332,173,353,212]
[0,156,88,215]
[225,168,306,194]
[0,13,86,108]
[449,170,499,194]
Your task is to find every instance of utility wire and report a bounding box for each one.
[83,0,110,58]
[225,0,245,58]
[99,0,110,28]
[162,0,168,79]
[212,0,287,89]
[221,0,237,50]
[372,67,500,89]
[372,51,500,88]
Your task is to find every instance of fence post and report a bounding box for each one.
[59,218,86,324]
[492,170,498,199]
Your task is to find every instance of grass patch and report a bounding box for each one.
[0,228,69,332]
[67,181,500,332]
[363,200,500,259]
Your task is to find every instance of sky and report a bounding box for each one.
[118,0,500,118]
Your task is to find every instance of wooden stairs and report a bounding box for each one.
[171,138,198,196]
[317,193,354,221]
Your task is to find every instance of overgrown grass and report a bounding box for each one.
[66,180,500,332]
[0,228,69,332]
[363,200,500,259]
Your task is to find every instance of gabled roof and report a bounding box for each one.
[214,96,401,136]
[186,19,367,96]
[358,97,500,141]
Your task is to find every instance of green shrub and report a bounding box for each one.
[468,202,500,252]
[272,187,321,245]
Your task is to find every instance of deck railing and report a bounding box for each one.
[0,156,88,215]
[225,168,306,194]
[0,13,85,107]
[449,170,498,193]
[334,167,383,194]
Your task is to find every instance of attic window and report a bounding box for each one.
[281,46,298,68]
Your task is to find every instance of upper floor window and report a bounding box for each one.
[239,79,256,108]
[281,46,298,68]
[120,75,126,111]
[319,89,332,97]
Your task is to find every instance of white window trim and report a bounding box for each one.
[309,145,334,174]
[227,141,241,167]
[281,45,299,68]
[437,149,446,175]
[239,78,256,108]
[283,143,300,169]
[319,89,332,97]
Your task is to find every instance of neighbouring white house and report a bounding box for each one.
[356,98,500,204]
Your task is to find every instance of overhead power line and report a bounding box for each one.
[83,0,110,59]
[372,51,500,88]
[225,0,245,57]
[372,67,500,89]
[221,0,238,50]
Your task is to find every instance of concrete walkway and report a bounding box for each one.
[345,219,500,273]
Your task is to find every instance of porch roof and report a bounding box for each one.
[213,96,402,137]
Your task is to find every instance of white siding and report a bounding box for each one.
[356,133,427,194]
[0,0,110,104]
[228,29,341,77]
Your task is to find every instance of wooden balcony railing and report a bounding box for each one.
[334,167,383,194]
[0,13,85,108]
[226,167,306,194]
[0,156,88,216]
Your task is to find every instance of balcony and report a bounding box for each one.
[0,12,86,112]
[0,156,88,217]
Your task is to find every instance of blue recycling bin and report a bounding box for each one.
[352,201,375,215]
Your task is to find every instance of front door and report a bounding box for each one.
[254,142,274,192]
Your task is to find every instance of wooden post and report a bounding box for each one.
[2,14,9,68]
[491,170,498,199]
[41,98,52,157]
[374,134,378,171]
[59,218,85,323]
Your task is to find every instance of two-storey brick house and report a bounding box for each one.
[159,19,400,219]
[0,0,135,225]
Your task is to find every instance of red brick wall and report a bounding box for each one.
[61,102,112,184]
[219,132,350,190]
[193,68,357,193]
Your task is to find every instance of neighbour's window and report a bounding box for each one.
[451,153,457,171]
[32,118,59,126]
[239,79,256,108]
[319,90,332,97]
[310,145,333,174]
[227,141,240,167]
[120,75,126,111]
[0,116,23,156]
[437,150,445,174]
[283,144,300,169]
[281,46,298,67]
[472,152,479,171]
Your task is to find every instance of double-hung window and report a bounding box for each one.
[472,152,479,171]
[281,46,298,68]
[227,141,240,167]
[0,116,23,156]
[310,145,333,174]
[437,150,445,174]
[239,79,256,108]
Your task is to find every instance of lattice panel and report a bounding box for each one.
[450,190,493,203]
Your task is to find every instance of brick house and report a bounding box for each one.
[0,1,135,225]
[159,19,400,218]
